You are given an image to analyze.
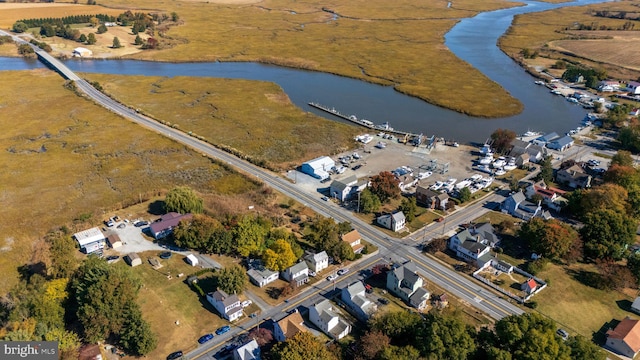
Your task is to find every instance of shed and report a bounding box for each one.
[106,234,122,249]
[125,253,142,267]
[186,254,199,266]
[72,47,92,57]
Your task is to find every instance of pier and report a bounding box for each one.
[308,102,418,138]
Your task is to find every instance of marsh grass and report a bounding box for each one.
[83,73,360,169]
[0,70,261,293]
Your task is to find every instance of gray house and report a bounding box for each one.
[330,175,358,202]
[501,190,543,220]
[377,212,406,232]
[341,281,378,321]
[281,262,309,286]
[386,261,430,310]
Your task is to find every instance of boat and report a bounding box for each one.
[521,130,541,137]
[479,143,493,155]
[376,122,393,131]
[479,177,494,188]
[494,168,506,176]
[567,97,579,103]
[503,157,517,171]
[375,141,387,149]
[430,181,445,191]
[492,156,507,168]
[479,153,494,165]
[452,142,459,147]
[534,80,545,85]
[476,165,492,174]
[551,89,562,95]
[360,119,374,127]
[455,179,472,190]
[470,174,483,181]
[349,115,358,121]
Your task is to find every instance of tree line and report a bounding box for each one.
[14,14,116,29]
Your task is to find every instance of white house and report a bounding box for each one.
[186,254,199,266]
[598,80,620,92]
[606,317,640,358]
[73,227,105,254]
[247,260,279,288]
[233,339,260,360]
[300,156,335,180]
[308,299,351,340]
[627,81,640,95]
[304,251,329,273]
[281,262,309,287]
[376,212,406,232]
[206,290,243,321]
[341,281,377,321]
[448,227,495,267]
[273,310,308,342]
[330,175,358,201]
[386,261,430,310]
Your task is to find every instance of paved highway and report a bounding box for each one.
[2,29,523,356]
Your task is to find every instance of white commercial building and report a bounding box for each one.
[73,227,105,254]
[300,156,335,180]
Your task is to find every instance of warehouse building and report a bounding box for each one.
[300,156,335,180]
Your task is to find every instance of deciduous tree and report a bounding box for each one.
[493,312,571,360]
[458,187,472,203]
[330,240,355,263]
[248,327,273,347]
[611,150,635,167]
[567,335,606,360]
[399,197,418,222]
[164,185,204,214]
[490,128,516,154]
[263,239,297,271]
[359,188,381,214]
[216,265,247,295]
[416,311,477,360]
[355,330,390,360]
[369,171,400,203]
[519,218,578,260]
[234,216,269,257]
[582,208,636,260]
[86,33,97,45]
[112,37,121,48]
[269,332,336,360]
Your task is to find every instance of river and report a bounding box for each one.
[0,0,610,144]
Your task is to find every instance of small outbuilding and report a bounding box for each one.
[125,253,142,267]
[73,227,105,254]
[72,47,92,57]
[106,234,122,249]
[186,254,199,266]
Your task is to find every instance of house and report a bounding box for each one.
[341,229,365,254]
[398,175,418,191]
[300,156,335,180]
[514,153,530,167]
[72,47,92,57]
[532,132,559,146]
[606,317,640,358]
[556,164,592,189]
[547,135,574,151]
[273,310,309,342]
[386,261,430,310]
[78,344,102,360]
[448,228,492,267]
[281,262,309,287]
[501,190,543,220]
[631,297,640,315]
[627,81,640,95]
[149,212,193,239]
[630,108,640,116]
[125,253,142,267]
[341,281,378,321]
[330,175,358,201]
[598,80,620,92]
[106,234,122,249]
[186,254,199,266]
[492,259,514,274]
[308,299,351,340]
[521,278,537,294]
[233,339,260,360]
[247,259,279,288]
[525,145,546,163]
[304,251,329,273]
[509,140,544,163]
[376,212,406,232]
[524,181,568,211]
[415,186,449,210]
[206,289,243,321]
[73,227,105,254]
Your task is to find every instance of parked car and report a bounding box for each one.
[117,223,126,229]
[321,196,329,201]
[134,220,149,227]
[241,300,252,308]
[378,298,389,305]
[198,333,214,344]
[166,350,183,360]
[327,274,338,281]
[337,268,349,276]
[308,270,317,277]
[216,325,231,335]
[106,255,120,262]
[352,164,362,171]
[159,251,172,259]
[364,284,373,294]
[556,329,569,341]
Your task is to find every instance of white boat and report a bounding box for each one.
[453,142,459,147]
[469,184,482,193]
[360,119,374,127]
[375,142,387,149]
[470,174,483,181]
[455,179,472,190]
[352,152,361,159]
[551,90,562,95]
[479,143,493,155]
[494,168,506,176]
[476,165,492,174]
[567,97,579,103]
[534,80,545,85]
[445,178,457,186]
[522,130,540,137]
[493,156,507,168]
[479,177,494,188]
[479,153,494,165]
[430,181,445,191]
[418,171,433,180]
[503,164,517,171]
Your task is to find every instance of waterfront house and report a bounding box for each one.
[341,281,378,321]
[341,229,365,254]
[304,251,329,273]
[532,132,559,147]
[281,262,309,287]
[606,317,640,358]
[386,261,430,310]
[309,299,351,340]
[547,135,574,151]
[556,164,592,188]
[598,80,620,92]
[206,289,243,321]
[376,212,406,232]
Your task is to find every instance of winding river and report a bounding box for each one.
[0,0,611,144]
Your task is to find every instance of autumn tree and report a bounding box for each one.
[582,208,636,260]
[305,217,347,255]
[519,218,579,260]
[618,123,640,152]
[164,185,204,214]
[330,241,355,263]
[97,24,107,34]
[233,215,270,257]
[424,237,447,254]
[269,332,336,360]
[578,183,629,218]
[359,188,381,214]
[490,128,516,154]
[248,327,273,347]
[369,171,400,203]
[354,330,390,360]
[416,311,477,360]
[263,239,297,271]
[89,17,100,27]
[216,265,247,295]
[611,150,635,167]
[86,33,96,45]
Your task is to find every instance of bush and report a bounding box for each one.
[525,258,548,275]
[525,301,538,309]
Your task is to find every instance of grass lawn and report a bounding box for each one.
[472,210,522,227]
[534,262,637,339]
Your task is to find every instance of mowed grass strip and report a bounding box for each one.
[0,69,257,294]
[83,73,360,168]
[0,0,523,117]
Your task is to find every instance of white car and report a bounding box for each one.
[241,300,252,308]
[308,270,316,277]
[327,274,338,281]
